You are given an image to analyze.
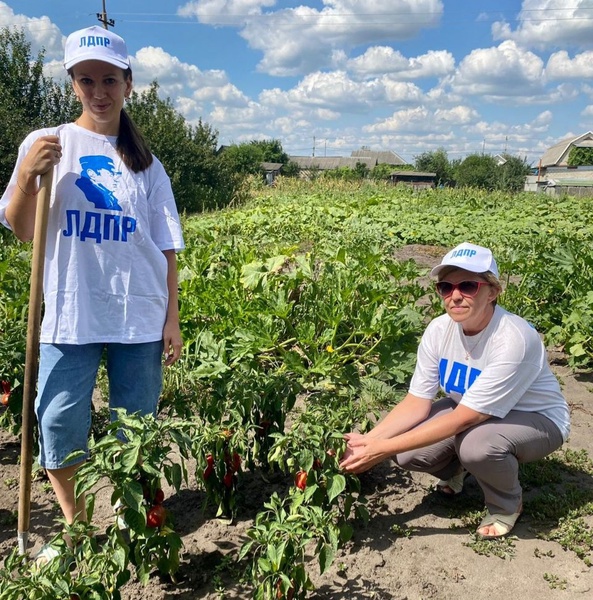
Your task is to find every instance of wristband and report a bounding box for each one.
[16,179,38,197]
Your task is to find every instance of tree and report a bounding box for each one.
[0,26,241,213]
[251,139,289,165]
[222,139,290,176]
[0,27,78,190]
[567,146,593,167]
[282,160,301,178]
[127,82,241,212]
[497,154,531,192]
[414,148,454,186]
[370,163,394,180]
[222,143,266,176]
[42,79,80,126]
[323,166,358,181]
[454,153,498,190]
[354,161,370,179]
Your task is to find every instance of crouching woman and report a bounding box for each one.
[340,242,570,539]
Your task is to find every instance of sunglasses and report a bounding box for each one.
[435,280,490,298]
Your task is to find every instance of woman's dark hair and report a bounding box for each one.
[68,67,153,173]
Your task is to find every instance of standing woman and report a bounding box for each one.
[0,26,184,558]
[341,242,570,539]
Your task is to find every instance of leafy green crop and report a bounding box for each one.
[2,180,593,597]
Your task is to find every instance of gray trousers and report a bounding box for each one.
[395,398,564,515]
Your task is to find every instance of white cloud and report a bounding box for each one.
[434,106,478,125]
[546,50,593,79]
[449,40,545,98]
[112,45,253,125]
[532,110,554,127]
[380,79,425,104]
[510,83,579,106]
[472,117,545,138]
[364,107,558,162]
[448,111,554,161]
[174,96,205,121]
[177,0,275,25]
[209,102,272,138]
[425,86,462,105]
[10,0,592,165]
[347,47,455,80]
[0,1,63,60]
[193,83,249,106]
[582,83,593,98]
[257,70,434,122]
[179,0,444,76]
[260,71,377,113]
[492,0,593,49]
[364,106,479,133]
[362,106,553,162]
[44,59,66,81]
[272,116,313,135]
[131,46,246,107]
[364,106,442,134]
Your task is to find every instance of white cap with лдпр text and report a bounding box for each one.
[64,25,130,71]
[430,242,499,278]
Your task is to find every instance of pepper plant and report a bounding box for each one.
[0,520,129,600]
[240,492,349,600]
[72,409,194,583]
[0,240,29,434]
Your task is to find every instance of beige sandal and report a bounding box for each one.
[477,506,522,540]
[436,468,469,497]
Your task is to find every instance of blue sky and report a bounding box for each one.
[5,1,593,164]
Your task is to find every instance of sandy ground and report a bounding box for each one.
[1,362,592,599]
[1,245,593,599]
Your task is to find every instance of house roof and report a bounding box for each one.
[261,162,283,171]
[540,131,593,167]
[350,149,406,165]
[547,178,593,187]
[390,171,436,178]
[289,156,374,170]
[574,139,593,148]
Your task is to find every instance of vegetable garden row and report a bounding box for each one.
[1,179,592,599]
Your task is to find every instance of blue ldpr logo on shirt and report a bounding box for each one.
[62,155,137,244]
[439,358,482,395]
[76,155,122,210]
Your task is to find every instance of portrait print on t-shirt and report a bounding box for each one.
[75,155,123,211]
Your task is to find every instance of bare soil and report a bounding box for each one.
[1,246,593,599]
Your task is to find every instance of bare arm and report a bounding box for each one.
[340,400,490,474]
[363,393,433,440]
[162,249,182,366]
[5,135,61,241]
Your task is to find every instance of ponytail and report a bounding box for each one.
[118,107,153,173]
[117,68,152,172]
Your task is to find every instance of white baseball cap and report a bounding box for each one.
[64,26,130,71]
[430,242,499,278]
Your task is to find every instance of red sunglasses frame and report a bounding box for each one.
[435,280,490,298]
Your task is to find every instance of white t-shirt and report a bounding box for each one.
[0,123,185,344]
[409,305,570,441]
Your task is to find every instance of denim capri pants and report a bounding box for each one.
[35,341,163,469]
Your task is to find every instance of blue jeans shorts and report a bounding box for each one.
[35,341,163,470]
